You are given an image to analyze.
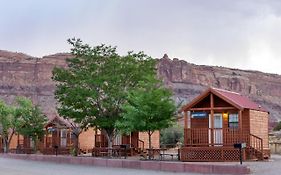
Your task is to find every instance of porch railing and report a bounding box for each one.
[95,134,108,147]
[184,128,249,147]
[249,134,263,160]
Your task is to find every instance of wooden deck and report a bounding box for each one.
[181,128,264,161]
[184,128,249,146]
[180,146,244,161]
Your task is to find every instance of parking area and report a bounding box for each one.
[0,157,205,175]
[2,154,281,175]
[244,154,281,175]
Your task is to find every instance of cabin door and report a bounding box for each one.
[209,114,223,146]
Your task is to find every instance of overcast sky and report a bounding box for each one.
[1,0,281,74]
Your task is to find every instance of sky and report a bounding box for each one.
[1,0,281,74]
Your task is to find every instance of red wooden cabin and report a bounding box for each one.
[15,116,73,154]
[180,88,270,161]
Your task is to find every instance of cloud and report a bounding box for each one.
[1,0,281,74]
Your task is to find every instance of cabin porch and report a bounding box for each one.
[13,116,74,155]
[180,88,268,162]
[181,128,263,161]
[93,131,145,157]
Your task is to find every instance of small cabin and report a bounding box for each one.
[12,116,74,154]
[180,88,269,161]
[7,115,159,156]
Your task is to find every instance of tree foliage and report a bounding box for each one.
[160,125,184,146]
[0,100,15,153]
[273,121,281,131]
[116,75,176,152]
[52,38,156,148]
[0,97,46,153]
[15,97,47,150]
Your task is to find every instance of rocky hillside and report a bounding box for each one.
[158,54,281,127]
[0,50,70,119]
[0,50,280,127]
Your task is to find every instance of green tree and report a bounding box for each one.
[66,120,82,156]
[52,38,156,151]
[160,125,184,146]
[117,76,176,158]
[0,100,16,153]
[15,97,47,152]
[273,121,281,131]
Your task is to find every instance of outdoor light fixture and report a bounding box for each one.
[223,112,228,120]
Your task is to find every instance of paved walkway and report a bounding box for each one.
[244,154,281,175]
[0,157,205,175]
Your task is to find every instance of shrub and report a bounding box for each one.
[160,125,183,147]
[274,121,281,131]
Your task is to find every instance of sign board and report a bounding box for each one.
[191,112,208,118]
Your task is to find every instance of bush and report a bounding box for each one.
[160,125,183,147]
[274,121,281,131]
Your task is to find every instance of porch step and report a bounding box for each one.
[246,147,264,161]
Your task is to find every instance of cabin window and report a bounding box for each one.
[228,114,239,128]
[30,138,35,148]
[60,129,67,147]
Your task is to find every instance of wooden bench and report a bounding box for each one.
[160,153,179,160]
[100,151,110,157]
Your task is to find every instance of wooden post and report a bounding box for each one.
[57,129,60,147]
[184,111,188,146]
[210,93,214,146]
[17,134,20,147]
[239,110,243,142]
[239,110,243,131]
[184,111,188,129]
[45,128,48,148]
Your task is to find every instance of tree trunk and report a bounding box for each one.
[104,129,115,157]
[3,130,15,153]
[73,134,79,156]
[3,138,9,153]
[33,137,38,153]
[148,130,153,160]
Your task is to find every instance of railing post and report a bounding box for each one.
[210,94,214,146]
[261,139,264,160]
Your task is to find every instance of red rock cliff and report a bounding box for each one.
[0,50,280,127]
[158,55,281,127]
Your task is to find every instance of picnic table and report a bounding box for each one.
[92,147,121,157]
[92,145,132,158]
[145,148,180,160]
[145,148,167,159]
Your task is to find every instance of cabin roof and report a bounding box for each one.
[182,87,268,112]
[212,88,267,112]
[45,115,73,128]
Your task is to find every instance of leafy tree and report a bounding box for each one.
[116,75,176,159]
[160,125,184,146]
[273,121,281,131]
[0,100,16,153]
[52,38,156,150]
[65,119,82,156]
[15,97,47,152]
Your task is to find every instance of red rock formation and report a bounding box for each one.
[0,50,71,119]
[0,50,280,128]
[158,54,281,127]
